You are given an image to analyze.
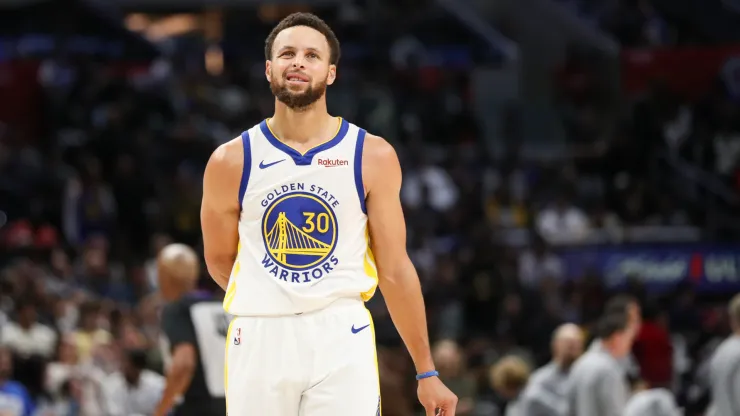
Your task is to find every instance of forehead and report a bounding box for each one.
[273,25,330,54]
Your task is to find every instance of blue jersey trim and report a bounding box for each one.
[238,130,252,205]
[259,118,350,166]
[354,129,367,214]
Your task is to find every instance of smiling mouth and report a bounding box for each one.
[285,73,309,83]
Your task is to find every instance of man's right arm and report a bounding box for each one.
[201,139,243,290]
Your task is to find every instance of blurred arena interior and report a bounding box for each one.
[1,0,740,415]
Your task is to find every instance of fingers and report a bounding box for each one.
[441,397,458,416]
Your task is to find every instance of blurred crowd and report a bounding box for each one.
[1,2,740,416]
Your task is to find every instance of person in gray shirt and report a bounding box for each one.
[566,313,636,416]
[588,295,642,378]
[518,323,584,416]
[624,379,681,416]
[707,293,740,416]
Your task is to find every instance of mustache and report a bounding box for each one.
[283,70,311,81]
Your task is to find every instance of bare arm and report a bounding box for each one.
[201,139,243,290]
[363,134,434,373]
[153,344,197,416]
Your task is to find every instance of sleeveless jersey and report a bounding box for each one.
[222,118,379,316]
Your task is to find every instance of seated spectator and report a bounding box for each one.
[0,346,34,416]
[489,355,532,416]
[517,235,563,289]
[0,299,56,359]
[73,302,112,362]
[536,194,590,244]
[45,334,107,415]
[103,349,165,416]
[485,185,528,229]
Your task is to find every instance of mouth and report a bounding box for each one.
[285,72,309,83]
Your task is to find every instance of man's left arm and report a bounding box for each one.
[363,134,433,373]
[153,305,197,416]
[363,134,457,415]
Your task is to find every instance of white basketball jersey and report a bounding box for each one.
[223,117,379,316]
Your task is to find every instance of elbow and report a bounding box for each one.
[378,256,415,286]
[204,253,232,278]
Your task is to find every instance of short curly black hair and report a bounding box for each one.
[264,12,341,66]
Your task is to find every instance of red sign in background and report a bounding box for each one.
[621,45,740,99]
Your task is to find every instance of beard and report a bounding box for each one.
[270,70,327,111]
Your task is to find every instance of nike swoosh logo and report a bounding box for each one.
[259,159,285,169]
[351,324,370,334]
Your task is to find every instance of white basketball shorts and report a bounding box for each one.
[224,298,381,415]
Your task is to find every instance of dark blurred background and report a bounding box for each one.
[1,0,739,415]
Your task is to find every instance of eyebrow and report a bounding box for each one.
[277,46,322,55]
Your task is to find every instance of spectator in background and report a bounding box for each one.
[489,355,532,416]
[61,157,117,247]
[433,340,477,415]
[44,334,107,415]
[632,302,673,388]
[0,346,35,416]
[0,299,57,359]
[73,302,112,362]
[707,293,740,416]
[485,184,528,229]
[401,156,459,212]
[518,323,585,416]
[567,313,637,416]
[535,194,590,245]
[624,377,682,416]
[104,349,165,416]
[517,235,564,290]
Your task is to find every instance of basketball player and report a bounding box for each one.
[153,243,229,416]
[200,12,458,416]
[707,293,740,416]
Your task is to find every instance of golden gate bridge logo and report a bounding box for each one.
[261,192,338,270]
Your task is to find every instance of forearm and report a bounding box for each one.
[154,365,195,416]
[379,260,434,373]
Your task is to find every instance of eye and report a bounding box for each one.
[280,51,294,58]
[307,53,318,59]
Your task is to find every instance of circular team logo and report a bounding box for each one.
[261,192,338,270]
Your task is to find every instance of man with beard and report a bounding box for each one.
[517,324,585,416]
[153,244,229,416]
[200,12,457,416]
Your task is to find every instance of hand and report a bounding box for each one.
[417,376,458,416]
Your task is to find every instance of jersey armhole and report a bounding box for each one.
[353,129,367,214]
[238,130,252,206]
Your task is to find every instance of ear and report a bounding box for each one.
[265,61,272,82]
[326,64,337,86]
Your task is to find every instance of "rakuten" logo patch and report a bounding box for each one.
[317,158,348,167]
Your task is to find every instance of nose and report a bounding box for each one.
[292,56,305,68]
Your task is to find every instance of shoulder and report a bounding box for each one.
[1,380,29,395]
[361,133,398,165]
[207,136,245,173]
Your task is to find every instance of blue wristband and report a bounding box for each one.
[415,370,439,380]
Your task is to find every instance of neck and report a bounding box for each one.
[600,338,623,359]
[553,359,571,373]
[271,100,332,144]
